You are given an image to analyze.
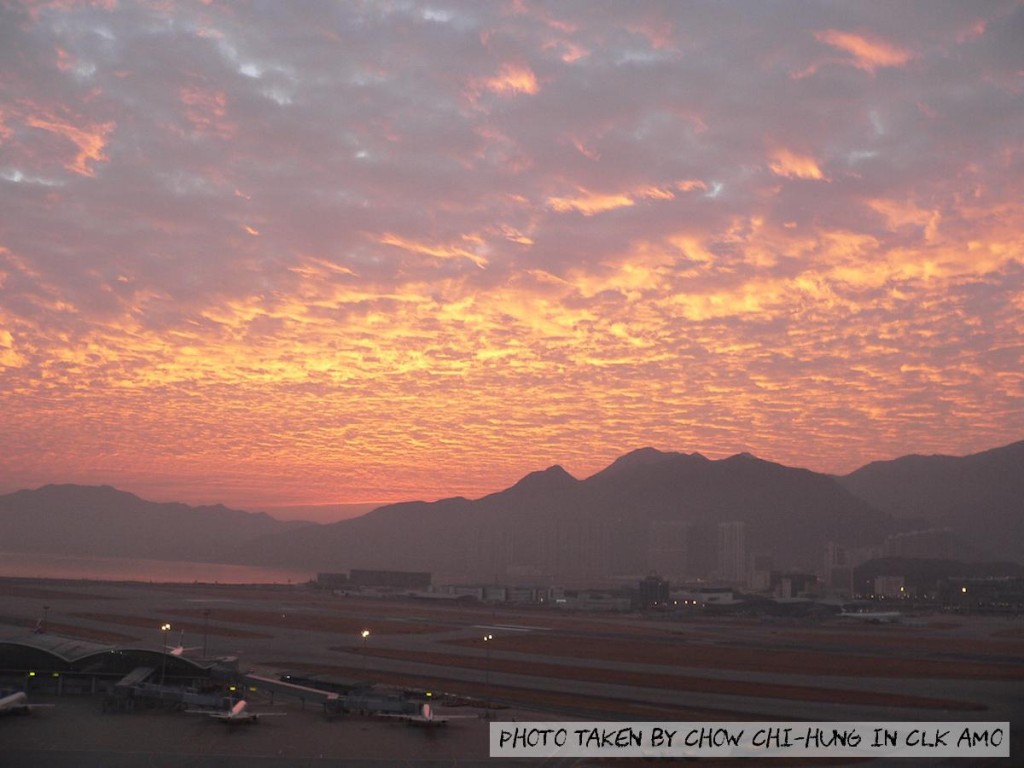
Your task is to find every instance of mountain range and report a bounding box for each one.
[1,440,1021,582]
[0,484,310,564]
[836,440,1024,563]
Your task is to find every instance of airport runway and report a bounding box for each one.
[2,578,1022,765]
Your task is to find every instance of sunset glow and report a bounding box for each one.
[1,2,1021,514]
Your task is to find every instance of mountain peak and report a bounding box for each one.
[728,451,759,461]
[599,447,709,478]
[510,464,577,492]
[617,446,667,463]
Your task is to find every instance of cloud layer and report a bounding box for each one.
[1,1,1022,510]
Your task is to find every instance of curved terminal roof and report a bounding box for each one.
[2,633,116,664]
[0,633,214,672]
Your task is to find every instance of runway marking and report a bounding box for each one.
[474,624,551,633]
[182,599,237,603]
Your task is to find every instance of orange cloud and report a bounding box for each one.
[675,179,707,193]
[548,188,635,216]
[498,224,534,245]
[470,63,540,99]
[0,109,12,142]
[547,184,676,216]
[0,328,26,369]
[815,29,913,73]
[179,86,234,139]
[25,112,115,176]
[868,198,941,242]
[375,232,488,268]
[558,41,588,63]
[571,136,600,160]
[768,148,826,180]
[636,186,675,201]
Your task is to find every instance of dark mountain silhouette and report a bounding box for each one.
[0,484,312,563]
[3,440,1019,581]
[238,449,892,581]
[837,440,1024,562]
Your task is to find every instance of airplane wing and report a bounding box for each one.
[379,703,479,726]
[184,703,286,722]
[183,708,229,718]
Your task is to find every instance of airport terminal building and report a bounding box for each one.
[0,633,229,700]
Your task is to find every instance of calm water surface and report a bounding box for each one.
[0,550,312,584]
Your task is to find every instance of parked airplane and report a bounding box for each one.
[165,630,201,657]
[383,702,477,727]
[185,699,286,724]
[0,690,54,715]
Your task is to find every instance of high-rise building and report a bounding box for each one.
[824,542,853,595]
[717,521,746,583]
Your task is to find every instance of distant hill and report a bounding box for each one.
[4,439,1020,581]
[837,440,1024,563]
[0,484,313,563]
[239,449,893,581]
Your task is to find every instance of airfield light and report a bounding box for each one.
[961,586,967,593]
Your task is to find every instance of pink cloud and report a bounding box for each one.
[814,29,913,73]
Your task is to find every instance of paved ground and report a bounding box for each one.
[2,578,1021,765]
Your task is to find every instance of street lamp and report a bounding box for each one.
[483,634,494,717]
[160,623,171,684]
[202,609,210,660]
[360,629,370,673]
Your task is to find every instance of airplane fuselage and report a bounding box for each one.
[0,691,30,714]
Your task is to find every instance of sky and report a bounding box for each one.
[1,0,1022,518]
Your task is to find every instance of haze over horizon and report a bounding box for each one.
[2,2,1022,512]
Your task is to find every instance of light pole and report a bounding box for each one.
[360,629,370,674]
[160,623,171,684]
[202,609,210,660]
[483,634,494,717]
